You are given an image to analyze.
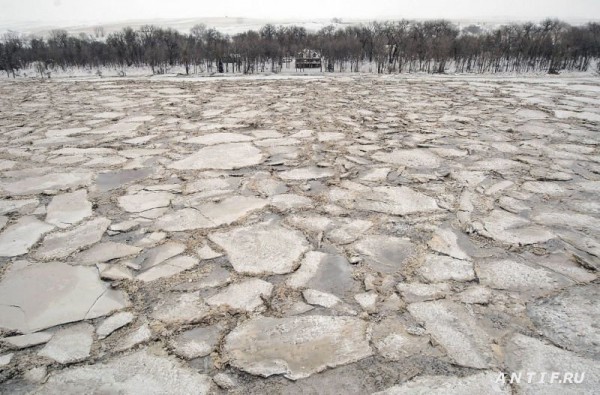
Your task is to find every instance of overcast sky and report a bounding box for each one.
[1,0,599,24]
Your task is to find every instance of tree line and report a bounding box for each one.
[1,19,600,77]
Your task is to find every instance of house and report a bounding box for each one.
[295,50,322,70]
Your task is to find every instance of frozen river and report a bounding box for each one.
[0,74,598,393]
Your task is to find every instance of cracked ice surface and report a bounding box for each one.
[0,75,599,394]
[0,262,129,333]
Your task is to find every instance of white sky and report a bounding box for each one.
[1,0,599,24]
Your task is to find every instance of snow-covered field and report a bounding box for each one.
[0,74,599,393]
[6,62,600,83]
[6,16,596,37]
[0,17,348,37]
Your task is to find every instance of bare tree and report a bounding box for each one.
[1,31,23,77]
[2,19,599,77]
[94,26,105,39]
[191,24,207,39]
[34,61,46,78]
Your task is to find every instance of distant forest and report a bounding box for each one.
[1,19,600,77]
